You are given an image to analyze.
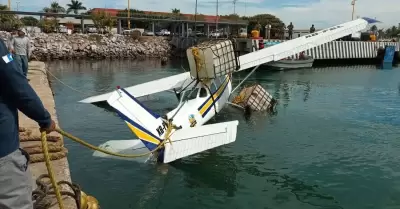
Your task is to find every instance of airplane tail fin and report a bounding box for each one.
[107,87,169,151]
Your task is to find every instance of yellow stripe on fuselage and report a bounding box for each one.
[125,121,160,145]
[199,76,230,116]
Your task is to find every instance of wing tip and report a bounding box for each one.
[361,17,381,24]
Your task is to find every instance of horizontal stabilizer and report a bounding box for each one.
[163,120,239,163]
[79,72,193,104]
[92,139,150,162]
[237,18,371,71]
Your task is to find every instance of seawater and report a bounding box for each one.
[47,59,400,209]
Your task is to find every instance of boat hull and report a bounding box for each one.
[265,58,314,70]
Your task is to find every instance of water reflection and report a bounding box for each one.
[237,153,343,209]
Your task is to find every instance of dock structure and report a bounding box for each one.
[171,36,400,61]
[19,61,76,209]
[263,40,400,60]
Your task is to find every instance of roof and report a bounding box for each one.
[58,17,94,25]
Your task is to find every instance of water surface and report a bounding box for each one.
[47,60,400,209]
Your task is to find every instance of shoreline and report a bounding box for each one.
[0,32,172,60]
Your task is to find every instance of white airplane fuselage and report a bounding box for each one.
[166,74,232,129]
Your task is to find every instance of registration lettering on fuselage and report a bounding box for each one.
[305,25,343,39]
[156,121,168,137]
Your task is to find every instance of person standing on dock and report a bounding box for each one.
[9,29,31,78]
[310,24,315,33]
[7,29,17,52]
[287,22,294,40]
[0,39,56,209]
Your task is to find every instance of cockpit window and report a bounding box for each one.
[181,88,198,102]
[199,88,208,98]
[210,83,217,93]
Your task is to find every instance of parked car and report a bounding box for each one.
[209,31,221,38]
[86,27,97,33]
[190,31,206,37]
[156,29,170,36]
[143,30,155,36]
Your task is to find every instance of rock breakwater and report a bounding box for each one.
[0,31,171,60]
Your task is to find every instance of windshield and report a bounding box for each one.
[181,88,198,102]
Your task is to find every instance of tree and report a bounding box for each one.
[385,28,392,37]
[41,2,66,33]
[0,4,22,31]
[66,0,86,14]
[91,10,116,33]
[20,16,39,26]
[117,9,149,28]
[42,2,66,13]
[171,8,180,14]
[220,14,240,21]
[243,14,285,39]
[370,25,377,32]
[38,18,58,33]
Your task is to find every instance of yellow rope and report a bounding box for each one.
[232,92,246,104]
[40,121,175,209]
[40,131,64,209]
[191,47,203,73]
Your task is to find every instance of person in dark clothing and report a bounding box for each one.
[0,39,56,209]
[287,22,294,39]
[310,24,315,33]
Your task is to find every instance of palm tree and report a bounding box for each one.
[66,0,86,14]
[171,8,180,14]
[41,2,66,33]
[42,2,66,13]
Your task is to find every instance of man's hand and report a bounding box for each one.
[40,119,56,134]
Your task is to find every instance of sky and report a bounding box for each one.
[3,0,400,29]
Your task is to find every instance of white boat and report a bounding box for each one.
[265,57,314,70]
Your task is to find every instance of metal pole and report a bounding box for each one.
[128,0,131,29]
[233,0,237,14]
[351,0,356,20]
[230,65,260,97]
[8,0,10,10]
[244,0,247,16]
[195,0,197,34]
[216,0,218,38]
[16,1,19,11]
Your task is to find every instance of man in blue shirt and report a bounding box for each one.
[0,39,56,209]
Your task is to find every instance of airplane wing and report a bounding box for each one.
[79,72,193,104]
[237,17,379,71]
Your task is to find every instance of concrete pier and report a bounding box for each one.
[19,61,76,209]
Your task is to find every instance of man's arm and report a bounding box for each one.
[0,39,52,129]
[26,38,30,57]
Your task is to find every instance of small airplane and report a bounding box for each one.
[80,17,376,163]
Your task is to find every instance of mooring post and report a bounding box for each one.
[80,16,84,34]
[186,23,189,38]
[181,23,185,37]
